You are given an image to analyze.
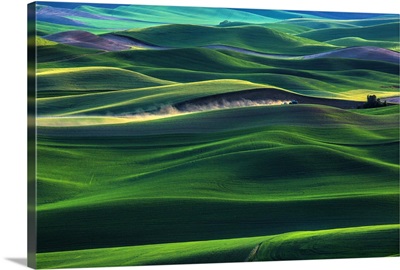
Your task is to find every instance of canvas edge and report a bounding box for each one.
[27,2,37,269]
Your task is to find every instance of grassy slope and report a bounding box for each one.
[218,17,399,34]
[37,80,268,116]
[38,47,270,71]
[37,234,272,268]
[216,22,312,34]
[298,22,400,42]
[37,47,400,98]
[116,24,337,55]
[124,49,399,97]
[285,17,399,29]
[34,9,399,268]
[36,77,394,117]
[282,19,357,30]
[351,105,399,115]
[338,17,400,27]
[293,16,399,51]
[36,42,102,63]
[326,37,400,51]
[36,105,399,254]
[36,36,58,46]
[37,66,174,97]
[258,22,311,34]
[251,225,400,261]
[37,224,399,268]
[129,49,398,95]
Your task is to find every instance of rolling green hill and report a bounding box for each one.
[258,22,312,34]
[284,17,399,30]
[36,104,399,262]
[37,79,267,116]
[218,21,312,34]
[113,49,398,95]
[250,225,400,261]
[34,4,288,36]
[110,47,398,75]
[38,76,395,117]
[222,9,322,21]
[298,22,400,42]
[352,105,399,115]
[37,66,174,97]
[116,24,337,55]
[326,37,400,51]
[36,47,399,101]
[283,18,357,30]
[77,5,279,26]
[33,4,399,269]
[37,4,282,35]
[36,224,399,268]
[343,17,400,27]
[36,233,274,268]
[217,16,400,34]
[36,42,101,63]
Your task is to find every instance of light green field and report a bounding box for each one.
[35,36,58,46]
[37,224,399,268]
[37,66,174,97]
[251,224,400,261]
[37,234,272,268]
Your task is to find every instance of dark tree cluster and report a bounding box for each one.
[219,20,231,26]
[358,95,387,109]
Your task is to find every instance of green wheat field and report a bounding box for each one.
[31,2,399,268]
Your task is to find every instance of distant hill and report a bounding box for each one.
[303,46,400,64]
[326,37,399,51]
[36,3,284,34]
[288,11,393,20]
[298,22,400,42]
[45,31,133,51]
[116,24,336,55]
